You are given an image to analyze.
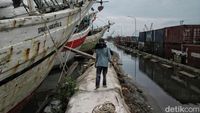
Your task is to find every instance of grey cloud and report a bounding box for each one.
[93,0,200,36]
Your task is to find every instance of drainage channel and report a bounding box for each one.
[107,42,200,113]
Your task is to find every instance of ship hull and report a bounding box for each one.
[80,26,108,52]
[54,25,90,67]
[0,1,94,113]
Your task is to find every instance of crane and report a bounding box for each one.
[144,24,148,31]
[150,23,153,30]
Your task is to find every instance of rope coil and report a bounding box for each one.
[92,101,116,113]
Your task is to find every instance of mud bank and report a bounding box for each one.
[112,51,153,113]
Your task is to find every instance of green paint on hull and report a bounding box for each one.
[80,40,98,52]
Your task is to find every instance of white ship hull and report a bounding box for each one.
[0,0,94,113]
[54,24,91,67]
[80,25,109,52]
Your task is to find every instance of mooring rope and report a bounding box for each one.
[58,40,75,83]
[92,101,116,113]
[42,18,68,74]
[59,4,83,80]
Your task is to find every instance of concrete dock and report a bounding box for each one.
[66,65,130,113]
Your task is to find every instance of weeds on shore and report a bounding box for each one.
[52,77,77,113]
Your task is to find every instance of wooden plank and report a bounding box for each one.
[64,46,95,59]
[179,71,196,78]
[143,55,151,59]
[150,59,158,63]
[161,64,172,69]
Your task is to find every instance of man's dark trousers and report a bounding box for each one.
[96,66,108,88]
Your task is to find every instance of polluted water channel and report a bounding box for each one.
[20,57,88,113]
[107,42,200,113]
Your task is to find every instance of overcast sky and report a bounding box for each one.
[93,0,200,37]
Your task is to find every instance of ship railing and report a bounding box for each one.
[74,12,97,33]
[0,0,86,20]
[33,0,87,13]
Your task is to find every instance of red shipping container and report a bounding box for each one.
[193,27,200,44]
[183,44,200,68]
[164,43,182,59]
[165,25,200,44]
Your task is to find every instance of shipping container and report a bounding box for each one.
[154,42,164,57]
[165,26,184,43]
[164,43,182,59]
[193,26,200,44]
[165,25,200,44]
[118,36,138,48]
[138,25,200,62]
[146,31,154,42]
[184,25,200,44]
[138,32,146,50]
[154,28,165,43]
[183,44,200,68]
[139,32,146,42]
[144,42,154,54]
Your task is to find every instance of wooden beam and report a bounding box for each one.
[64,46,96,60]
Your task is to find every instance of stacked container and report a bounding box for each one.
[144,31,154,54]
[193,27,200,44]
[164,25,200,63]
[164,25,200,44]
[154,29,165,57]
[183,44,200,68]
[138,32,146,51]
[138,25,200,68]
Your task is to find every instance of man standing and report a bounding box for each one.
[95,38,111,89]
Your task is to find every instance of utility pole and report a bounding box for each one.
[127,16,137,80]
[127,16,137,36]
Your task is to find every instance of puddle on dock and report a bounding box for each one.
[107,42,200,113]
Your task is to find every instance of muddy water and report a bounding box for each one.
[20,69,61,113]
[21,57,87,113]
[107,42,200,113]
